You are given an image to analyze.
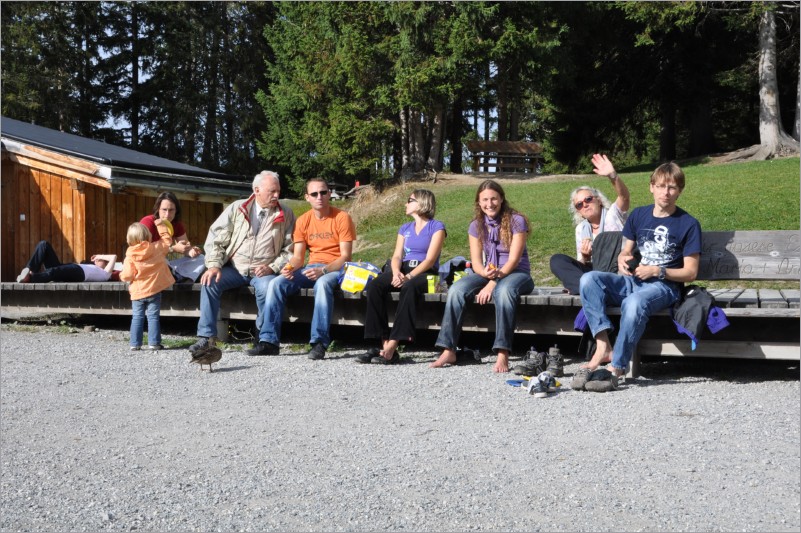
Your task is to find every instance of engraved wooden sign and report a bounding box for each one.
[699,230,800,280]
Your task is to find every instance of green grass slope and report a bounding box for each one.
[296,157,801,287]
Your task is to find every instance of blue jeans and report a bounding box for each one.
[131,293,162,347]
[435,271,534,354]
[196,264,275,338]
[26,240,85,282]
[579,271,681,371]
[261,264,340,347]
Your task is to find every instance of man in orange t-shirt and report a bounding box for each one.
[252,178,356,359]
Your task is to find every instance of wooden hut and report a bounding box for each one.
[1,117,252,281]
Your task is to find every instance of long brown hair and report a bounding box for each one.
[472,180,529,248]
[151,192,182,223]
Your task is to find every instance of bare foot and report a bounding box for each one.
[382,340,398,361]
[493,351,510,373]
[430,349,457,368]
[580,349,613,371]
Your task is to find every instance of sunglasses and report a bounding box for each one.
[308,190,329,198]
[574,195,595,210]
[407,198,418,204]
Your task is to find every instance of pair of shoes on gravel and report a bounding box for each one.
[308,343,326,360]
[247,341,280,356]
[512,349,547,376]
[142,344,164,351]
[356,347,380,363]
[571,367,619,392]
[356,347,398,364]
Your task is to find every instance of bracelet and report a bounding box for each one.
[609,172,618,181]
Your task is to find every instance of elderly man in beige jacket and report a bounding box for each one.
[188,170,296,356]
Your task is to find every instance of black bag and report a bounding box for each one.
[672,285,715,346]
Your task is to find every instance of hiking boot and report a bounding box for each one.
[584,368,619,392]
[571,367,591,391]
[512,348,546,376]
[546,345,564,377]
[246,341,280,356]
[188,337,213,355]
[527,371,557,398]
[308,343,326,360]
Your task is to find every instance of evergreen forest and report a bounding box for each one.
[2,1,799,194]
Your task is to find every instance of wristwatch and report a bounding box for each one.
[321,266,328,275]
[658,266,666,280]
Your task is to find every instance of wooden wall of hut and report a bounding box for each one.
[2,158,225,282]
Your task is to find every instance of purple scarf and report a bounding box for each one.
[484,215,501,267]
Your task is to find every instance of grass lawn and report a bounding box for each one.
[286,157,800,288]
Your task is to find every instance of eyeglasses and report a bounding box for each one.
[574,195,595,210]
[308,190,329,198]
[407,198,418,204]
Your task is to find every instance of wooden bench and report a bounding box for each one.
[2,230,798,377]
[465,140,543,173]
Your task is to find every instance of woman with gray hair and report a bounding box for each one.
[549,154,630,294]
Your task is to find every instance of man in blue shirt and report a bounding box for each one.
[578,161,702,379]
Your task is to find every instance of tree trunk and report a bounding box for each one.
[688,99,717,157]
[793,64,800,142]
[756,9,798,158]
[450,97,464,173]
[399,107,410,172]
[409,108,425,172]
[659,97,676,162]
[509,106,520,142]
[427,104,445,171]
[497,74,508,142]
[130,3,139,149]
[202,8,220,166]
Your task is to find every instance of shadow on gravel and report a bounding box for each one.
[206,365,251,373]
[637,356,800,384]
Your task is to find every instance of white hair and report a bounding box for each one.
[252,170,280,190]
[568,185,612,226]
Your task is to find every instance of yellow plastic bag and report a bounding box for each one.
[339,262,381,293]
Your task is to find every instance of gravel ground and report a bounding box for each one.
[1,322,799,532]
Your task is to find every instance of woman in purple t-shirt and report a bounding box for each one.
[430,180,534,373]
[358,189,446,364]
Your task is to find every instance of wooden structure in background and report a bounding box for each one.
[466,140,543,173]
[1,117,252,281]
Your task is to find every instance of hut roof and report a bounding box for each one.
[1,117,252,202]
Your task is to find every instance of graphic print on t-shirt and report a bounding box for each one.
[638,224,677,266]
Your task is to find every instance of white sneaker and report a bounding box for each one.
[527,371,557,398]
[16,267,31,283]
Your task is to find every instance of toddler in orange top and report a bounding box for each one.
[120,220,175,351]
